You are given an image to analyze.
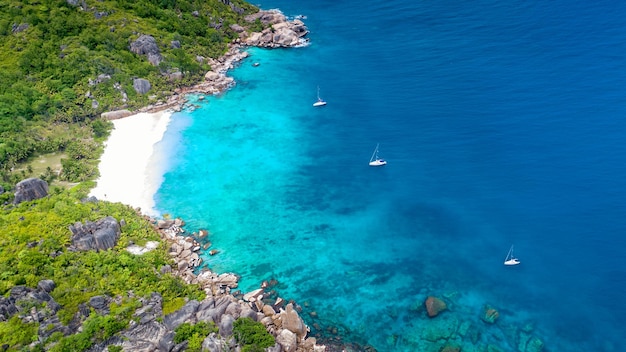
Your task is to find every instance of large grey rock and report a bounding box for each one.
[0,285,61,325]
[158,331,176,352]
[218,314,234,337]
[276,329,297,352]
[69,216,121,251]
[281,303,306,338]
[101,109,133,120]
[202,333,231,351]
[122,320,169,351]
[37,279,55,293]
[89,295,110,315]
[133,78,151,94]
[134,292,163,324]
[196,296,234,323]
[163,300,200,330]
[130,35,162,65]
[13,178,48,204]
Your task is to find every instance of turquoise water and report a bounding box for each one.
[155,1,626,350]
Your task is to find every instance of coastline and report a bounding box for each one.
[92,9,309,217]
[87,11,344,351]
[89,110,172,217]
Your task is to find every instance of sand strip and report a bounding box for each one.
[89,111,172,217]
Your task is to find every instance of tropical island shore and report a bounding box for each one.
[90,9,309,215]
[86,8,346,352]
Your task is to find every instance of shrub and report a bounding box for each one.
[174,321,218,352]
[232,317,275,352]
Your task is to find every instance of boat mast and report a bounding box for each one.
[371,143,379,161]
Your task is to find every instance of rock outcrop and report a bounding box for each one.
[133,78,152,94]
[69,216,121,251]
[130,34,163,66]
[13,178,48,204]
[241,10,309,48]
[101,109,133,120]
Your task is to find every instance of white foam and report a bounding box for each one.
[90,111,173,217]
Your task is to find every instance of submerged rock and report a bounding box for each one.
[424,296,447,317]
[481,305,500,324]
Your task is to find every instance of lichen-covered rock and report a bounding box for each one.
[425,296,447,317]
[13,178,48,204]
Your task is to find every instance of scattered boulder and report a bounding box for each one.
[276,329,297,352]
[163,300,200,330]
[133,78,151,94]
[281,303,307,338]
[425,296,447,318]
[518,331,544,352]
[37,280,55,293]
[89,295,111,315]
[481,304,500,324]
[12,23,29,33]
[69,216,121,251]
[130,34,163,65]
[101,109,133,120]
[13,178,48,204]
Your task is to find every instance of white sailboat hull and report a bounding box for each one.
[504,259,520,266]
[504,245,520,265]
[313,100,326,107]
[369,159,387,166]
[369,143,387,166]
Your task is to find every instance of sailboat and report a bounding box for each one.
[313,86,327,107]
[504,245,521,266]
[369,143,387,166]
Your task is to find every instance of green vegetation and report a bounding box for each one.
[233,317,276,352]
[0,0,261,187]
[174,321,219,352]
[0,183,205,350]
[0,316,39,347]
[0,1,284,350]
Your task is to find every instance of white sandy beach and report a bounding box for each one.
[89,111,172,217]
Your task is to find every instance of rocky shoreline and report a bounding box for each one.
[102,9,309,120]
[4,179,329,351]
[125,216,327,352]
[86,9,336,351]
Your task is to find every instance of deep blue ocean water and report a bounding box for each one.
[154,1,626,350]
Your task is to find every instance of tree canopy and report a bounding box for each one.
[0,0,259,185]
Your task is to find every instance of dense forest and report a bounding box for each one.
[0,0,262,196]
